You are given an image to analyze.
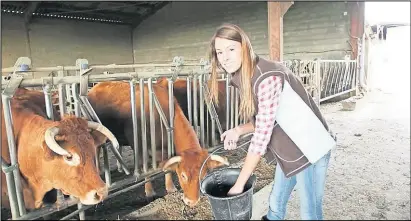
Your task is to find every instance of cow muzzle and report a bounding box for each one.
[80,186,108,205]
[182,196,200,208]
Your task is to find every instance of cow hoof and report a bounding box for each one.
[145,191,157,202]
[166,186,178,193]
[35,201,43,209]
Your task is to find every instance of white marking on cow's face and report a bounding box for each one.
[63,153,80,166]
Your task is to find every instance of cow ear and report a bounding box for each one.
[206,155,229,170]
[162,156,182,172]
[41,141,57,161]
[89,130,108,148]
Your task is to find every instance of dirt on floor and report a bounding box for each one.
[119,149,275,220]
[1,145,276,220]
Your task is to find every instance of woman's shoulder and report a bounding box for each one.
[255,56,289,76]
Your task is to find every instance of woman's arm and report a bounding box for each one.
[228,75,283,195]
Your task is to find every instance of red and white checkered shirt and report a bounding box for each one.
[248,76,283,156]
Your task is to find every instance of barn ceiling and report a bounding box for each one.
[1,1,169,28]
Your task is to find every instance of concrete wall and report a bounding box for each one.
[132,2,353,63]
[132,2,270,63]
[1,14,134,77]
[1,2,354,77]
[283,2,352,60]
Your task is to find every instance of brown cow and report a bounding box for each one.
[156,77,228,146]
[1,88,116,210]
[87,81,229,207]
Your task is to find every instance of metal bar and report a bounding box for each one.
[130,79,140,176]
[320,88,356,102]
[43,84,54,120]
[2,62,207,73]
[1,158,19,219]
[193,75,198,137]
[1,70,210,89]
[2,95,26,217]
[58,170,170,220]
[139,78,148,173]
[198,74,205,147]
[57,84,66,118]
[234,88,239,127]
[225,74,231,131]
[187,76,193,125]
[102,144,111,186]
[230,86,235,129]
[71,83,81,117]
[147,78,157,170]
[167,78,175,157]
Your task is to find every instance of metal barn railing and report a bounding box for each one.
[1,56,357,220]
[1,57,232,220]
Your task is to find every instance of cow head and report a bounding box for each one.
[40,116,115,206]
[162,149,229,207]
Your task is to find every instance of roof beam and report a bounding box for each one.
[38,2,141,22]
[130,2,169,30]
[24,1,40,24]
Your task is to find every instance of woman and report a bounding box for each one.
[207,23,335,220]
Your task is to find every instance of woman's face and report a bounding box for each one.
[215,37,242,74]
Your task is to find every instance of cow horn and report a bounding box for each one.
[210,155,229,166]
[44,127,71,156]
[87,121,119,149]
[162,156,182,171]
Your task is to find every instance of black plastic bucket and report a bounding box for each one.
[200,167,256,220]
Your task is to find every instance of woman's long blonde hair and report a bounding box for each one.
[207,23,257,121]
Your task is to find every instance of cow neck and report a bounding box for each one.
[172,102,201,155]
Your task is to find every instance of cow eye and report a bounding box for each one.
[181,172,188,181]
[64,155,73,161]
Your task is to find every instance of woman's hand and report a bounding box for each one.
[220,127,241,150]
[227,184,244,196]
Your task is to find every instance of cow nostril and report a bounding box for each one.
[94,191,102,201]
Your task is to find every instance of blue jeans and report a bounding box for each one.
[266,151,331,220]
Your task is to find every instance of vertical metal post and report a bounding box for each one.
[193,75,199,137]
[147,78,157,170]
[139,78,148,173]
[186,76,193,125]
[1,159,19,219]
[58,84,66,119]
[168,77,175,157]
[198,74,205,147]
[130,79,140,176]
[2,95,26,217]
[71,83,81,117]
[43,84,54,120]
[225,73,231,131]
[315,60,321,106]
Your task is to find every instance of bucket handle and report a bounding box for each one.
[198,146,225,194]
[198,136,252,194]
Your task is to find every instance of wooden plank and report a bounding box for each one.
[268,2,282,61]
[281,1,294,16]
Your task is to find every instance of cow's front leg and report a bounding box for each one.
[165,173,177,193]
[144,178,156,202]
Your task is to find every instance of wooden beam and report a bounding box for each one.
[267,2,294,61]
[349,2,365,59]
[24,1,40,24]
[268,2,282,61]
[280,1,294,16]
